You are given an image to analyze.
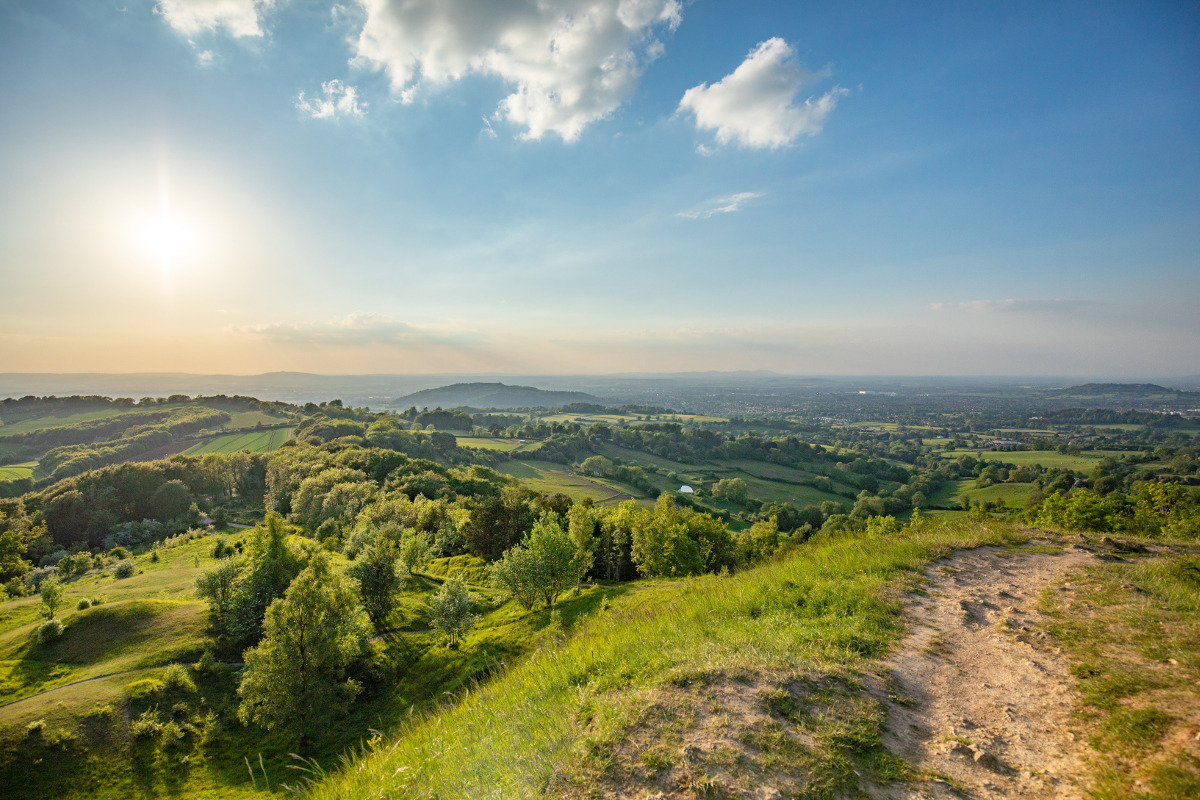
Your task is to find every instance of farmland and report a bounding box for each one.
[454,436,542,454]
[182,427,292,456]
[937,448,1131,471]
[0,463,33,481]
[495,460,634,505]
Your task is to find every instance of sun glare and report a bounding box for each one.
[134,211,200,273]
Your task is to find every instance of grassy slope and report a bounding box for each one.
[183,428,292,456]
[303,520,1032,799]
[1038,540,1200,799]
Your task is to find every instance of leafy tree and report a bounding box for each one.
[579,455,613,477]
[631,495,704,578]
[346,535,405,631]
[150,480,194,522]
[195,557,242,619]
[40,577,64,620]
[567,504,597,584]
[398,528,433,573]
[711,478,749,505]
[427,576,478,646]
[237,552,368,748]
[198,512,305,646]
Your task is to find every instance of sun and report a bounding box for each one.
[134,211,200,272]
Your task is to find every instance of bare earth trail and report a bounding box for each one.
[871,543,1098,799]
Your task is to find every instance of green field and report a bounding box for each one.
[928,478,1036,509]
[182,428,292,456]
[938,448,1130,470]
[454,436,543,453]
[496,460,636,505]
[0,407,136,436]
[218,410,291,430]
[0,463,34,480]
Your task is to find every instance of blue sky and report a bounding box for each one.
[0,0,1197,377]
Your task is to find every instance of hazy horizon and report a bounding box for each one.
[2,1,1197,376]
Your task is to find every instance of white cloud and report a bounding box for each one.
[155,0,276,39]
[348,0,682,142]
[930,299,1087,314]
[236,313,457,346]
[678,38,846,150]
[296,80,367,120]
[196,49,215,66]
[677,192,764,220]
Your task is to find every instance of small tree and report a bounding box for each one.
[525,517,585,607]
[40,577,64,620]
[398,528,432,574]
[427,576,477,647]
[237,552,368,749]
[712,478,749,506]
[346,536,405,632]
[489,545,544,610]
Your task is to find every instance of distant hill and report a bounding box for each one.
[394,382,605,410]
[1052,383,1181,397]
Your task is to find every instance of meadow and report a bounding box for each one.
[938,448,1130,471]
[182,428,292,456]
[495,461,634,505]
[0,464,33,481]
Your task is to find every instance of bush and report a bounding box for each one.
[113,560,135,579]
[107,546,132,560]
[131,709,162,739]
[76,598,91,610]
[90,595,104,606]
[36,619,64,644]
[3,577,22,598]
[161,663,197,693]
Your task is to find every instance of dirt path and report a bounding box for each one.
[872,543,1098,799]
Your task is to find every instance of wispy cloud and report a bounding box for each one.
[930,298,1090,314]
[155,0,276,39]
[348,0,682,142]
[677,192,764,220]
[234,313,459,346]
[678,38,846,150]
[296,79,367,120]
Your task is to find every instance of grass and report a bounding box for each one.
[938,448,1131,471]
[0,463,34,480]
[219,410,291,430]
[1039,544,1200,799]
[0,407,135,436]
[495,461,635,505]
[183,428,292,456]
[300,519,1030,800]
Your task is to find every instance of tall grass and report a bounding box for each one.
[301,520,1028,799]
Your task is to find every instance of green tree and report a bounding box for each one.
[398,528,433,573]
[631,495,704,578]
[579,455,613,477]
[567,504,597,584]
[345,535,405,631]
[427,576,478,646]
[40,577,64,620]
[525,517,586,606]
[711,478,749,505]
[195,557,242,619]
[237,552,368,749]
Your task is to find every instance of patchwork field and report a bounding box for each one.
[938,448,1131,471]
[495,460,635,505]
[182,427,292,456]
[218,410,291,429]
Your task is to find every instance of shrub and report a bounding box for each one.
[126,678,165,700]
[107,546,132,560]
[26,719,45,738]
[113,560,135,579]
[131,709,162,739]
[76,598,91,610]
[150,550,160,563]
[36,619,64,644]
[3,577,22,598]
[161,663,197,694]
[90,595,104,606]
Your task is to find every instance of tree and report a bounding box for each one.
[195,557,242,619]
[631,495,703,578]
[150,479,195,523]
[525,517,586,606]
[398,528,433,573]
[567,504,597,584]
[237,552,368,749]
[712,478,749,505]
[579,455,613,477]
[427,576,478,647]
[346,535,405,631]
[40,577,64,620]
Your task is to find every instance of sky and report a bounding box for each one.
[0,0,1198,378]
